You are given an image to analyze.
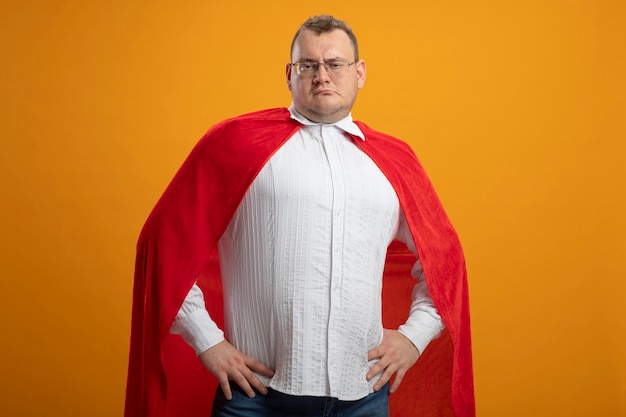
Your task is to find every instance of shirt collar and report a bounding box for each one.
[288,105,365,141]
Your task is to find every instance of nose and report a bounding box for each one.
[313,63,331,83]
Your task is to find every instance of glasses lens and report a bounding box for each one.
[297,63,315,75]
[294,61,352,76]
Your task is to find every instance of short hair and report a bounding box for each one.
[290,15,359,61]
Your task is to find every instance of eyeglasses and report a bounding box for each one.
[290,61,356,77]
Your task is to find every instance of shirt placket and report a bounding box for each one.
[320,125,347,393]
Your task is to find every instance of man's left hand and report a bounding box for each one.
[366,329,420,393]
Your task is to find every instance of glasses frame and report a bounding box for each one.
[290,61,357,77]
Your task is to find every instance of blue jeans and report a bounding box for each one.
[211,382,390,417]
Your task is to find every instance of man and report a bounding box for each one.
[125,15,474,417]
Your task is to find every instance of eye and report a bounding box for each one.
[300,63,314,71]
[330,62,343,69]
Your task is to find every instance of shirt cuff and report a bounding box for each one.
[170,308,225,355]
[397,313,445,355]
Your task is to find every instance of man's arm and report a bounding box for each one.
[367,211,445,393]
[170,284,225,353]
[171,284,275,399]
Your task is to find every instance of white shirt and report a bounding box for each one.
[171,106,444,400]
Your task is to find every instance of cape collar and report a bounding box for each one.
[288,105,366,141]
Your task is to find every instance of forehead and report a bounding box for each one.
[292,29,355,60]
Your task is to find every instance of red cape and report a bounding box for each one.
[125,108,475,417]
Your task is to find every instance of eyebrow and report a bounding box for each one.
[297,56,350,63]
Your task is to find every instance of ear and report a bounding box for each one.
[356,59,366,89]
[285,63,293,91]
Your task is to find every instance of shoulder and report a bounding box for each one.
[190,108,300,158]
[195,107,298,146]
[213,107,295,132]
[354,120,417,158]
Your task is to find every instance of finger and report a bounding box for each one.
[232,374,256,398]
[389,369,406,393]
[238,366,269,396]
[372,373,390,392]
[246,373,269,396]
[242,359,273,395]
[373,366,396,392]
[367,346,383,362]
[219,378,233,400]
[366,360,385,381]
[245,357,275,378]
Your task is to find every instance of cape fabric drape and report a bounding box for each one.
[125,107,475,417]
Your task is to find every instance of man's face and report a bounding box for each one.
[286,29,366,124]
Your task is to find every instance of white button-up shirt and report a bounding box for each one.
[171,106,444,400]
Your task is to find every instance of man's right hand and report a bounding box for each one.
[198,340,275,400]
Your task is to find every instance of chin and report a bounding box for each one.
[311,102,343,116]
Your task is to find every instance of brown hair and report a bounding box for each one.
[290,15,359,61]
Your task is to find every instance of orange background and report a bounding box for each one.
[1,1,624,416]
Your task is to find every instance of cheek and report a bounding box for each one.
[291,82,309,96]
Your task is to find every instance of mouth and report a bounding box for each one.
[313,89,337,96]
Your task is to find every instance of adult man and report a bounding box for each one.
[125,15,474,417]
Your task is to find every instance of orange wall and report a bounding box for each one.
[1,1,624,416]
